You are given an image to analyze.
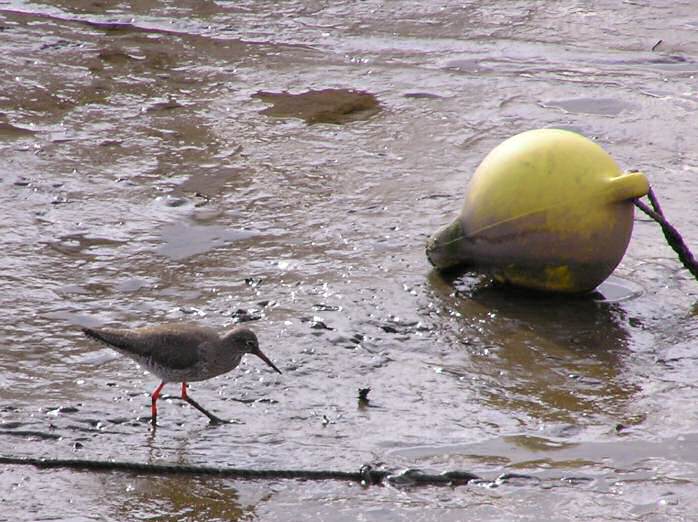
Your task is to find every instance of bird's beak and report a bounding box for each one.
[254,348,282,374]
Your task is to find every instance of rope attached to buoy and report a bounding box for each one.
[0,454,513,488]
[0,454,371,481]
[634,187,698,280]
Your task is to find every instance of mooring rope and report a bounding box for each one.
[634,187,698,280]
[0,454,494,487]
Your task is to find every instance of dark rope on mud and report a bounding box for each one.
[0,455,490,487]
[634,187,698,281]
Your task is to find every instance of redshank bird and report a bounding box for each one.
[82,323,281,425]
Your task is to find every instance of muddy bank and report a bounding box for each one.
[1,1,698,520]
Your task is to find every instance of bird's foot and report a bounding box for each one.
[206,416,228,426]
[182,395,235,425]
[207,417,244,426]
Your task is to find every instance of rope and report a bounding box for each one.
[0,455,376,482]
[634,187,698,280]
[0,455,493,487]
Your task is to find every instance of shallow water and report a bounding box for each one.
[1,1,698,520]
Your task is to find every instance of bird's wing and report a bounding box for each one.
[146,332,201,369]
[83,325,214,370]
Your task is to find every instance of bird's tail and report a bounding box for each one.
[82,327,140,354]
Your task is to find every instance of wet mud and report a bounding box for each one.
[253,89,381,124]
[2,1,698,521]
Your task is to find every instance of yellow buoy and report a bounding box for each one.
[426,129,649,293]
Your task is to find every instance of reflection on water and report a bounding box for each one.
[157,223,258,261]
[112,475,248,522]
[427,271,639,425]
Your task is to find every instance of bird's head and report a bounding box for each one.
[224,326,281,374]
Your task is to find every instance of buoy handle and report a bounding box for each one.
[603,171,649,203]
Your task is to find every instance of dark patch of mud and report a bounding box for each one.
[253,88,381,124]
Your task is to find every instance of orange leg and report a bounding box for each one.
[151,382,166,424]
[181,382,188,400]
